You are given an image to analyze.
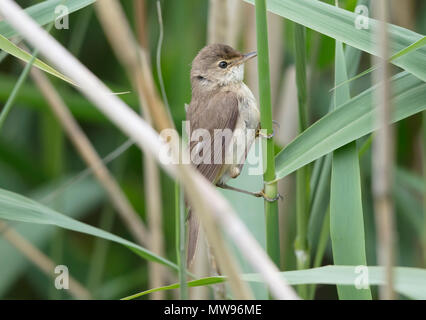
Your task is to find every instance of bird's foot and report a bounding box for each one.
[256,120,279,139]
[253,190,283,202]
[256,127,275,139]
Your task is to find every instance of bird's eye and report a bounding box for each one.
[218,61,228,69]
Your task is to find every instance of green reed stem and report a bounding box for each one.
[0,22,55,132]
[254,0,280,269]
[0,50,38,131]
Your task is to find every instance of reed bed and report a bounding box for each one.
[0,0,425,300]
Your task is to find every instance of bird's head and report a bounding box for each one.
[190,44,257,88]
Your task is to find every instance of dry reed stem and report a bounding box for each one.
[29,67,151,248]
[134,0,148,50]
[143,156,165,299]
[0,0,299,300]
[206,0,242,300]
[245,4,259,100]
[189,227,210,299]
[244,3,283,106]
[0,221,91,299]
[94,0,171,132]
[95,0,253,300]
[133,0,165,300]
[207,0,228,44]
[390,0,415,30]
[227,0,244,47]
[208,0,244,47]
[31,45,173,296]
[373,0,396,300]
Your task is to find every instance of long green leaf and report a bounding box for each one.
[0,188,178,271]
[330,40,371,300]
[0,0,95,38]
[244,266,426,300]
[307,0,367,296]
[244,0,426,82]
[0,177,104,297]
[307,3,366,256]
[0,34,74,86]
[333,36,426,91]
[0,0,93,86]
[274,72,426,181]
[0,75,138,124]
[124,266,426,300]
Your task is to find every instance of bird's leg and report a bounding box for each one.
[256,120,280,139]
[254,190,283,202]
[216,183,282,202]
[216,183,257,197]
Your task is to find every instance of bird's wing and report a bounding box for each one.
[186,90,239,266]
[187,90,239,183]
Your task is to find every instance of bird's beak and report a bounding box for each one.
[234,51,257,66]
[243,51,257,61]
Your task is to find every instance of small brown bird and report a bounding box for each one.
[186,43,268,265]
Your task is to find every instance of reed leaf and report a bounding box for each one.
[244,0,426,82]
[0,188,178,271]
[275,72,426,181]
[0,178,104,296]
[0,34,75,87]
[0,0,95,38]
[333,36,426,92]
[124,266,426,300]
[330,40,371,299]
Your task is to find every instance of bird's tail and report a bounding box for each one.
[186,208,200,267]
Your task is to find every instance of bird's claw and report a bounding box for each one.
[256,128,275,139]
[254,190,283,202]
[256,120,280,139]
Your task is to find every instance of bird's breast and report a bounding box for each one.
[233,82,260,130]
[216,82,260,184]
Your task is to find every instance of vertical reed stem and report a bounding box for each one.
[373,0,396,300]
[254,0,280,269]
[0,51,38,131]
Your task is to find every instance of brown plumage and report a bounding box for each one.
[186,44,259,266]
